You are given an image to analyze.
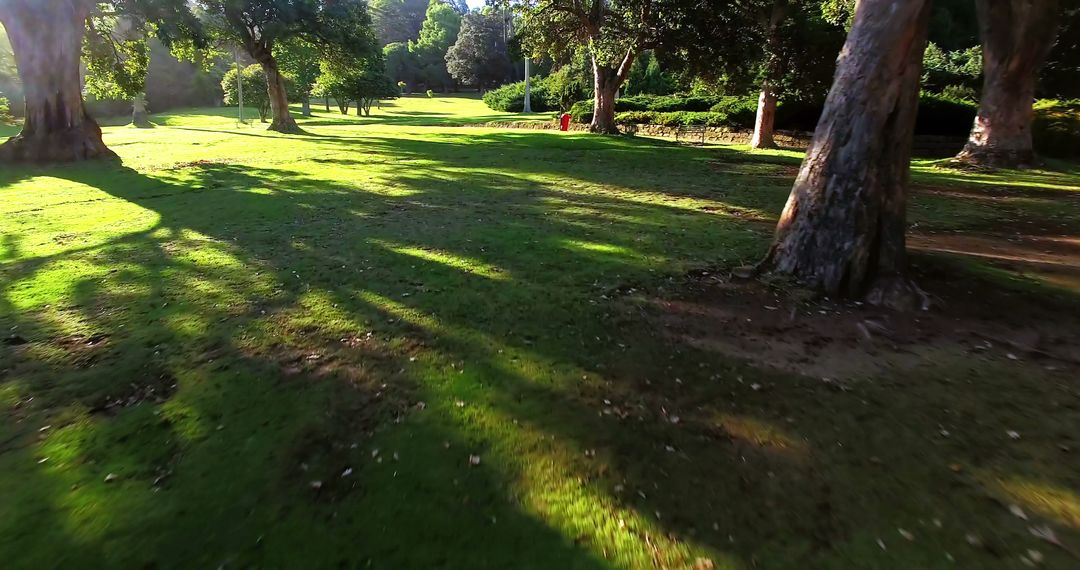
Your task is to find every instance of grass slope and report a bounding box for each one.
[1,95,1079,569]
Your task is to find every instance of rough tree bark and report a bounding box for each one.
[751,0,787,149]
[760,0,932,311]
[955,0,1060,169]
[301,93,312,117]
[0,0,117,162]
[258,54,301,133]
[751,82,778,149]
[590,49,637,135]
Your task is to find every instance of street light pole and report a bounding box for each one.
[523,57,532,113]
[234,50,244,124]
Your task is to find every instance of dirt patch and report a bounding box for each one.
[634,264,1080,382]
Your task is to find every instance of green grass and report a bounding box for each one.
[2,94,1080,569]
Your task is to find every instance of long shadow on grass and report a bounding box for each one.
[2,133,1080,568]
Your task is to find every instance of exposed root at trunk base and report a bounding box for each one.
[589,123,621,135]
[0,127,119,163]
[864,276,930,312]
[751,246,928,313]
[952,146,1040,171]
[268,117,304,134]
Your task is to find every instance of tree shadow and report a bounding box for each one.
[2,130,1079,567]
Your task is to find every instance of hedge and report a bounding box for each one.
[482,80,558,113]
[571,93,982,135]
[567,93,1080,156]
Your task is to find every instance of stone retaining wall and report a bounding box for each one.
[476,121,965,157]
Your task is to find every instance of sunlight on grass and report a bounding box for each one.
[714,415,806,454]
[372,239,511,281]
[988,476,1080,528]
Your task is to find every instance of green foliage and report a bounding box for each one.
[445,12,510,88]
[370,0,430,45]
[542,62,591,112]
[0,95,12,124]
[317,56,398,115]
[274,39,321,97]
[482,79,556,112]
[222,64,272,121]
[1034,99,1080,158]
[624,51,677,96]
[568,99,593,123]
[407,0,462,91]
[921,42,982,94]
[384,42,420,88]
[83,16,151,101]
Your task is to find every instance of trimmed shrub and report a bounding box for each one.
[482,80,557,112]
[1034,99,1080,159]
[569,99,593,124]
[0,95,13,124]
[708,96,758,128]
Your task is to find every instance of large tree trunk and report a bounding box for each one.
[301,94,312,117]
[0,0,117,162]
[751,82,778,149]
[591,58,630,135]
[260,58,300,133]
[751,0,787,150]
[761,0,932,311]
[239,30,300,134]
[955,0,1060,169]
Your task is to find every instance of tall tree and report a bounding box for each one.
[955,0,1061,168]
[663,1,842,148]
[275,38,320,116]
[384,41,420,90]
[195,0,378,133]
[760,0,932,310]
[517,0,667,134]
[446,11,511,89]
[408,0,461,91]
[0,0,197,162]
[317,55,397,115]
[370,0,428,45]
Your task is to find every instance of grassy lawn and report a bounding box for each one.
[2,95,1079,569]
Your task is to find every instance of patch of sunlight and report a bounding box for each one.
[356,290,447,335]
[562,239,636,257]
[160,397,210,444]
[433,382,739,569]
[0,383,20,409]
[371,239,511,280]
[292,290,368,333]
[986,475,1080,528]
[714,414,806,454]
[37,409,114,543]
[161,311,210,339]
[5,259,110,310]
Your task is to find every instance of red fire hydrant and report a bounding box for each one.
[559,113,571,131]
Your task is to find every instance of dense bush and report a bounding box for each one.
[1034,99,1080,158]
[567,91,1080,157]
[482,80,557,112]
[0,95,12,124]
[568,99,593,124]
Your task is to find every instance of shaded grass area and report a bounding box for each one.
[2,98,1080,569]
